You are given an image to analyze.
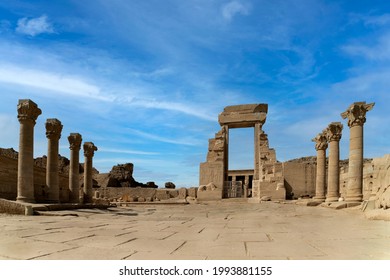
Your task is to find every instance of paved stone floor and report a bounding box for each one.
[0,200,389,260]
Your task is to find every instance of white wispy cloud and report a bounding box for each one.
[129,98,216,122]
[98,147,159,155]
[342,33,390,61]
[127,128,202,146]
[349,13,390,27]
[16,15,55,36]
[0,64,112,101]
[221,1,250,21]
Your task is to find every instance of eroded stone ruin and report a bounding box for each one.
[199,104,284,202]
[198,102,389,214]
[0,99,389,217]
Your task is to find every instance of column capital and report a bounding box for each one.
[341,101,375,127]
[83,142,98,157]
[45,118,63,140]
[68,133,82,151]
[312,131,328,151]
[326,122,343,142]
[17,99,42,124]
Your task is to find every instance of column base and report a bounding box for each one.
[345,194,363,203]
[313,196,326,202]
[16,196,35,204]
[325,196,339,202]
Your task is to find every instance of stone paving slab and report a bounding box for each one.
[0,201,389,260]
[34,246,136,260]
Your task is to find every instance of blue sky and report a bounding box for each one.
[0,0,389,188]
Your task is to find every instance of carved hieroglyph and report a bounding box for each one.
[68,133,82,203]
[312,130,328,202]
[16,99,42,203]
[325,122,343,202]
[83,142,97,203]
[45,118,63,203]
[341,102,375,202]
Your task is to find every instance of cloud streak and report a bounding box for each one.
[127,128,202,146]
[16,15,54,36]
[0,64,111,101]
[221,1,250,21]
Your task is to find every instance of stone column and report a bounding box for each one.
[83,142,97,203]
[68,133,82,203]
[244,175,249,198]
[45,119,63,203]
[312,130,328,202]
[16,99,42,203]
[325,122,343,202]
[341,102,375,202]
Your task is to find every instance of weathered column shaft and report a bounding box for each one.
[84,155,93,202]
[315,149,326,201]
[325,122,343,202]
[17,120,35,202]
[46,119,63,203]
[346,124,364,201]
[341,101,374,202]
[17,99,41,203]
[312,131,328,202]
[244,175,249,198]
[69,148,80,201]
[83,142,97,203]
[68,133,82,203]
[327,140,340,201]
[46,138,59,201]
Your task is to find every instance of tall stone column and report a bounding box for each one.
[341,102,375,202]
[325,122,343,202]
[312,130,328,202]
[68,133,82,203]
[244,175,249,198]
[16,99,42,203]
[45,119,63,203]
[83,142,97,203]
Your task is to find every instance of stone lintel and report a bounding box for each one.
[341,101,375,127]
[68,133,83,150]
[218,103,268,128]
[17,99,42,123]
[326,122,343,142]
[83,142,98,157]
[45,118,63,140]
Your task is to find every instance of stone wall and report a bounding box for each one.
[99,186,198,202]
[283,160,317,198]
[0,155,69,202]
[283,155,390,207]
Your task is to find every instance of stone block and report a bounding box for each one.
[178,188,187,199]
[155,189,171,201]
[197,183,223,201]
[188,187,198,198]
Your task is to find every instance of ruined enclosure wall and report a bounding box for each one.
[340,161,374,200]
[0,156,69,202]
[283,155,390,205]
[283,161,316,198]
[99,186,198,202]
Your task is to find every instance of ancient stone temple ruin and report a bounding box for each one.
[199,104,285,202]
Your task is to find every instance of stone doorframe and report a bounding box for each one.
[199,104,268,197]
